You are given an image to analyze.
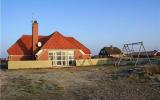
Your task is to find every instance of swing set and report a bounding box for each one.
[115,42,151,67]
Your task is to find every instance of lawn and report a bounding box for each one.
[0,65,160,100]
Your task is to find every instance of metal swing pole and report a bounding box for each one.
[135,43,142,67]
[142,43,151,65]
[126,44,134,64]
[116,45,125,67]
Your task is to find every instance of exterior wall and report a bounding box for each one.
[74,50,83,59]
[8,60,52,69]
[8,49,91,61]
[74,50,91,60]
[37,50,48,60]
[8,55,33,61]
[111,54,121,58]
[76,58,111,66]
[157,52,160,56]
[82,54,91,59]
[37,49,91,60]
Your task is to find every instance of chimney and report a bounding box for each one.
[32,20,38,54]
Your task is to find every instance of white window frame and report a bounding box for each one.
[48,50,74,66]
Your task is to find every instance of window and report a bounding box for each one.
[57,61,61,65]
[49,56,53,60]
[57,56,61,60]
[48,50,74,66]
[56,52,61,55]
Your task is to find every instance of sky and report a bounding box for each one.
[1,0,160,58]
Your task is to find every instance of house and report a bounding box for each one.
[131,50,160,58]
[0,58,8,68]
[99,45,121,58]
[7,20,91,66]
[0,58,7,63]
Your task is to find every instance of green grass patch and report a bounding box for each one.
[25,84,36,94]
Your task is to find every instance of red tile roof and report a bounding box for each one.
[41,32,91,54]
[41,32,77,49]
[65,37,91,54]
[132,50,158,57]
[7,35,49,55]
[7,32,91,55]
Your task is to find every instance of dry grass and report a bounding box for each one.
[1,65,160,100]
[144,64,160,75]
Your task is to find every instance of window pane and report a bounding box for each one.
[49,56,53,60]
[69,60,74,65]
[69,56,74,59]
[57,56,61,60]
[62,61,65,65]
[64,56,67,60]
[49,53,53,55]
[56,52,61,55]
[61,52,65,55]
[61,56,65,60]
[57,61,61,65]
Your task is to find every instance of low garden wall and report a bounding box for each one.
[8,61,52,69]
[8,58,115,69]
[76,58,113,66]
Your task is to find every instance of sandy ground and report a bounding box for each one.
[0,65,160,100]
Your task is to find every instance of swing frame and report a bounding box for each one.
[115,42,151,67]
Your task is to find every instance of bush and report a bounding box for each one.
[144,64,160,75]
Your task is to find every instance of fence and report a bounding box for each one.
[8,60,52,69]
[76,58,113,66]
[8,58,115,69]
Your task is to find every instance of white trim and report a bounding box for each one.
[154,51,159,56]
[36,49,43,56]
[79,50,85,55]
[36,49,48,59]
[79,50,92,56]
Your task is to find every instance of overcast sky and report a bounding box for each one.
[1,0,160,58]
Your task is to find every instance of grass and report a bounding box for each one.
[1,65,160,100]
[25,84,36,94]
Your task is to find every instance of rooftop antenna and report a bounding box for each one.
[31,13,35,23]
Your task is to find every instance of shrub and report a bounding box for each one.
[144,64,160,75]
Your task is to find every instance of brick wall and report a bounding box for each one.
[37,50,48,60]
[8,55,33,61]
[8,49,91,61]
[74,50,91,59]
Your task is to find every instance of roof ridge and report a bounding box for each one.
[41,31,77,49]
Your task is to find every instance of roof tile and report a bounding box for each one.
[8,32,91,55]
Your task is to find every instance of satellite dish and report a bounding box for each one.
[37,42,42,47]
